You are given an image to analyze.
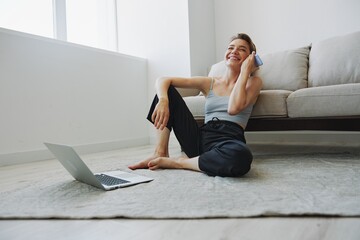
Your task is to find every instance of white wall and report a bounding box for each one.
[0,28,148,165]
[214,0,360,60]
[116,0,191,96]
[188,0,216,76]
[0,0,212,164]
[116,0,194,141]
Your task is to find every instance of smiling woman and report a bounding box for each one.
[129,33,263,177]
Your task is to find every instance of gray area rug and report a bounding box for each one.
[1,146,360,219]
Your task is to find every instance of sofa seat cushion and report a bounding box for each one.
[184,90,292,120]
[287,83,360,118]
[252,90,292,118]
[177,88,201,97]
[183,95,206,120]
[309,31,360,87]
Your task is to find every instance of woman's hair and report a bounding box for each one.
[230,33,257,53]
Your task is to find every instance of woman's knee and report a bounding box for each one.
[224,145,253,177]
[230,155,252,177]
[199,142,253,177]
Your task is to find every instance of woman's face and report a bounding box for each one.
[224,39,251,68]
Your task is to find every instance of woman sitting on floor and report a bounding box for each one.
[129,33,263,177]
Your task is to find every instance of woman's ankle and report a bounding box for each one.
[154,149,169,157]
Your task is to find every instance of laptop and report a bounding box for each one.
[44,142,154,191]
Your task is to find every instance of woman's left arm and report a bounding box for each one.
[228,53,263,115]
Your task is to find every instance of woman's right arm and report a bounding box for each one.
[155,76,211,99]
[152,76,210,130]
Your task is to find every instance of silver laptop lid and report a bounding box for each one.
[44,142,105,190]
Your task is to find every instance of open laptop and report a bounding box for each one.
[44,142,153,191]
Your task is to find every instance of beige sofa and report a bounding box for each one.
[182,31,360,131]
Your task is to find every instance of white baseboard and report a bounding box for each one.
[0,137,149,167]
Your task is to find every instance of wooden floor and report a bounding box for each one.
[1,218,360,240]
[1,144,360,240]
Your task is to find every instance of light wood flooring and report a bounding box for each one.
[1,144,360,240]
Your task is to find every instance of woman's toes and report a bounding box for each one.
[128,160,149,170]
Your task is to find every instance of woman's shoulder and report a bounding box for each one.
[190,76,214,96]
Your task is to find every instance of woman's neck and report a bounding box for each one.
[224,68,240,85]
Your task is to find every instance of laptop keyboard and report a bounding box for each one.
[95,174,129,186]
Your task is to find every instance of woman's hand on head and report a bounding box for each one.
[152,98,170,130]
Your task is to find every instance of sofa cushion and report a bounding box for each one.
[252,90,292,118]
[254,46,310,91]
[287,83,360,118]
[177,87,200,97]
[183,95,206,120]
[184,90,292,120]
[208,61,226,78]
[209,46,310,91]
[308,31,360,87]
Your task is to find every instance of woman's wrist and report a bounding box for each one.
[158,97,169,103]
[238,71,251,84]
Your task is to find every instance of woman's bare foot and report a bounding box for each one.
[130,154,200,172]
[148,156,188,170]
[128,152,169,170]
